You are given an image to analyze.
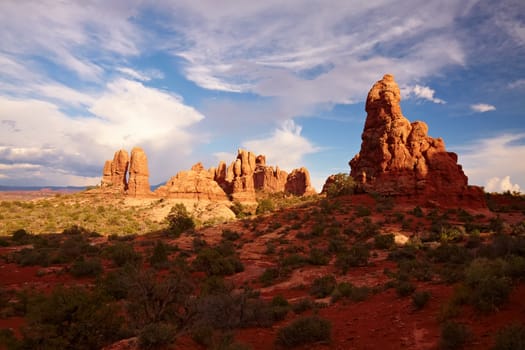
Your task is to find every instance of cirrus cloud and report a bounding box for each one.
[470,103,496,112]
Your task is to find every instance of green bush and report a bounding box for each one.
[308,248,330,265]
[193,245,244,276]
[12,248,51,267]
[149,241,169,269]
[440,321,469,350]
[374,234,395,249]
[492,323,525,350]
[324,173,356,197]
[19,286,124,350]
[412,291,431,310]
[256,198,275,214]
[166,203,195,236]
[310,275,337,298]
[11,228,31,243]
[332,282,370,302]
[62,225,91,235]
[396,281,416,297]
[138,323,176,350]
[221,229,241,241]
[271,295,290,321]
[465,258,511,312]
[104,242,142,267]
[70,258,103,277]
[275,316,331,347]
[259,268,280,286]
[291,298,313,314]
[335,243,369,273]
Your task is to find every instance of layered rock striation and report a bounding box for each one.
[348,74,485,205]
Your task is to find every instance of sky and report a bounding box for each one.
[0,0,524,193]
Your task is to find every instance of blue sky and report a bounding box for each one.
[0,0,524,193]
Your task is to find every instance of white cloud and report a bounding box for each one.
[401,84,445,104]
[242,120,320,170]
[0,79,206,186]
[470,103,496,112]
[508,79,525,89]
[456,133,525,192]
[116,67,164,82]
[485,176,521,193]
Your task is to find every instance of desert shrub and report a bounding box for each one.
[149,241,169,269]
[259,268,280,286]
[440,321,469,350]
[275,316,331,347]
[397,259,433,282]
[97,269,129,300]
[104,242,142,267]
[70,257,103,277]
[332,282,370,302]
[291,298,313,314]
[62,224,91,235]
[271,295,290,321]
[200,276,234,296]
[256,198,275,214]
[412,206,424,217]
[12,248,51,267]
[335,243,369,273]
[464,258,511,312]
[387,245,418,262]
[412,291,431,310]
[374,233,395,249]
[19,286,124,350]
[193,245,244,276]
[0,329,18,349]
[281,253,308,269]
[489,215,505,234]
[492,323,525,350]
[310,275,337,298]
[230,201,249,218]
[11,228,32,243]
[138,322,176,350]
[56,236,97,263]
[308,248,330,265]
[359,217,379,238]
[324,173,356,197]
[126,268,194,328]
[355,205,371,217]
[166,203,195,236]
[396,281,416,297]
[428,244,471,265]
[221,229,241,241]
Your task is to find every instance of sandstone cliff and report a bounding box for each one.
[128,147,151,196]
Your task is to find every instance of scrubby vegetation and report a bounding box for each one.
[0,190,524,349]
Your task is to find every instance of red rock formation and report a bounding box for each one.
[100,149,129,192]
[230,149,257,202]
[156,162,229,201]
[286,167,316,196]
[349,74,485,206]
[128,147,151,196]
[254,164,288,193]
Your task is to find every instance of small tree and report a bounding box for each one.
[324,173,356,197]
[166,204,195,237]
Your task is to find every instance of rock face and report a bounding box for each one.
[128,147,151,196]
[254,154,288,193]
[286,167,316,196]
[230,149,257,202]
[155,162,229,201]
[101,149,129,192]
[100,147,316,202]
[349,74,485,206]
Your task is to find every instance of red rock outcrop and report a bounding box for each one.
[128,147,151,196]
[286,167,316,196]
[155,162,229,201]
[253,154,288,193]
[230,149,257,202]
[100,149,129,192]
[348,74,485,206]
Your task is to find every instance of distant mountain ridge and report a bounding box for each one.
[0,185,86,192]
